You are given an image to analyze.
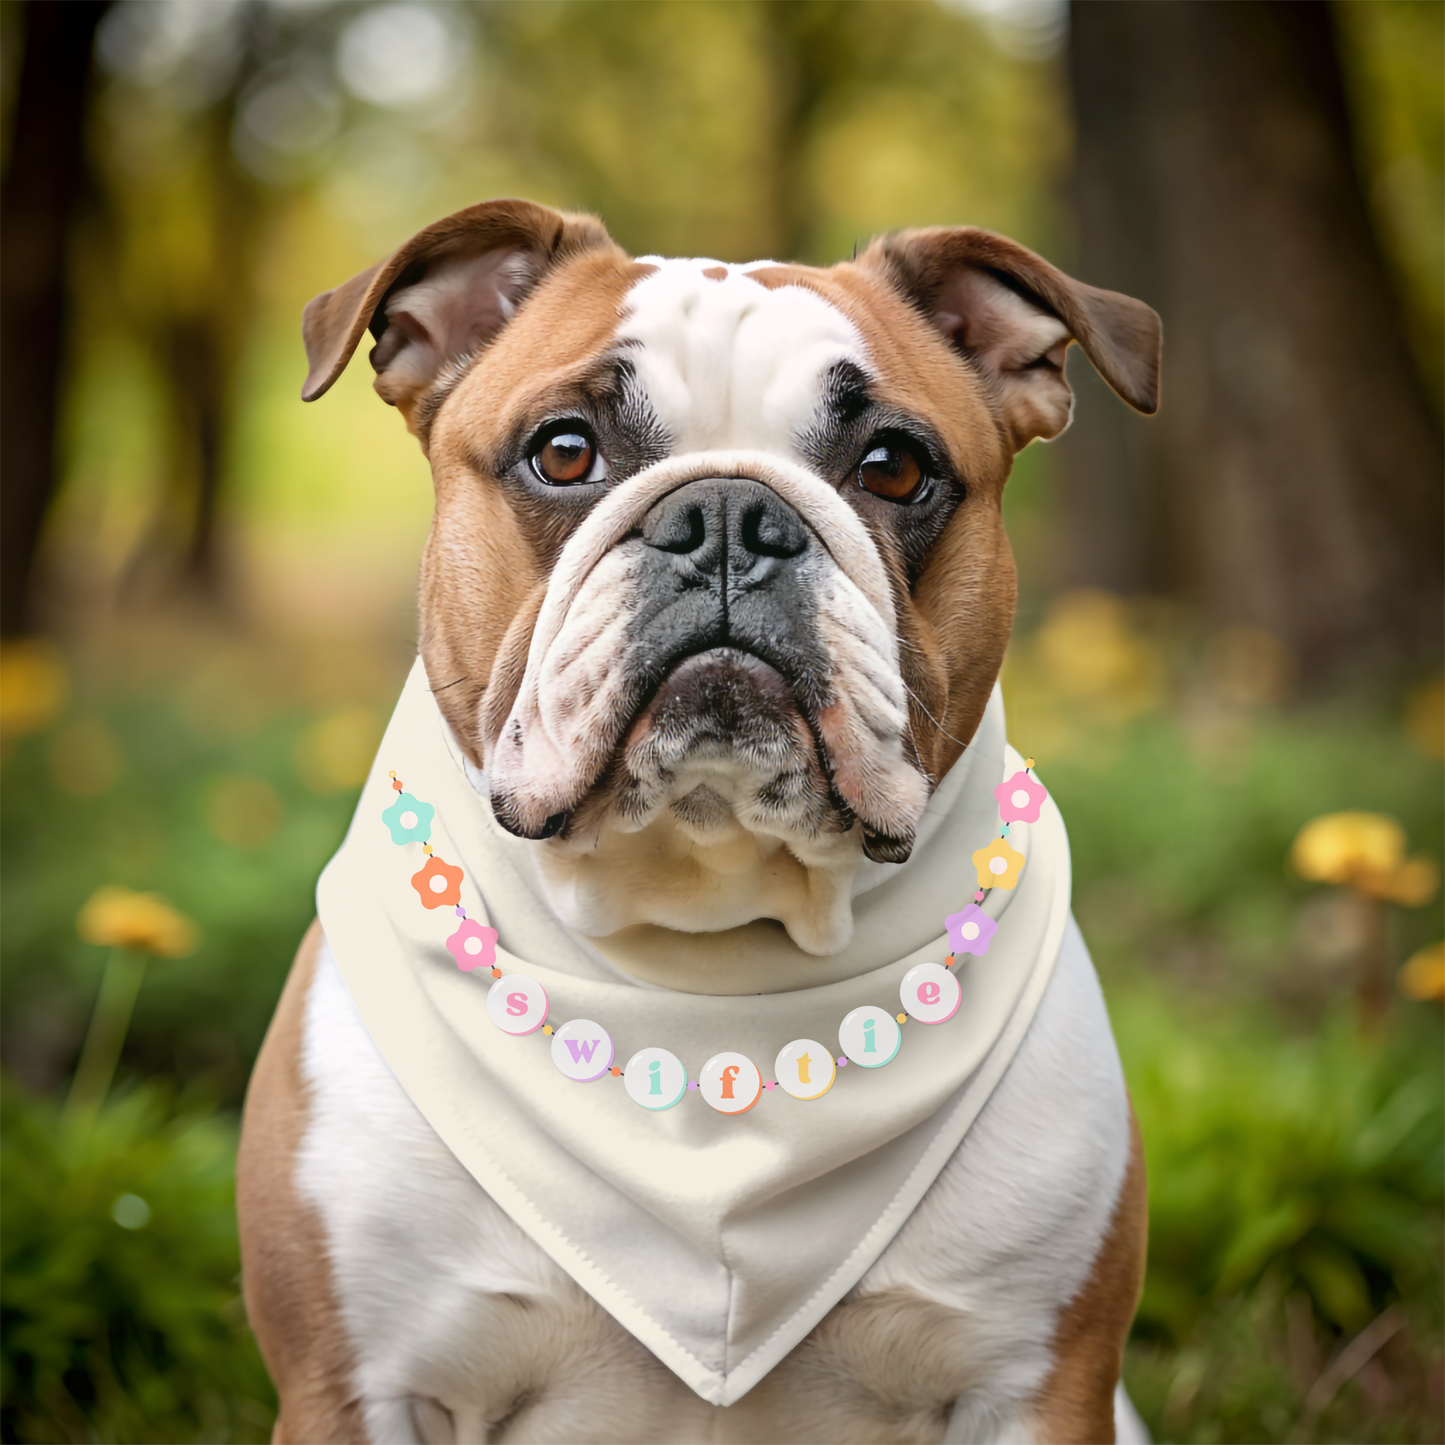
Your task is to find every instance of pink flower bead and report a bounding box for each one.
[446,918,498,972]
[995,769,1047,824]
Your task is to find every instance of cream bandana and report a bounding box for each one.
[316,659,1072,1406]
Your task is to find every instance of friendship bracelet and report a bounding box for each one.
[379,761,1046,1115]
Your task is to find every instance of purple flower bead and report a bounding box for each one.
[945,903,997,957]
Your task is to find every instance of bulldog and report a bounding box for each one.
[237,198,1161,1444]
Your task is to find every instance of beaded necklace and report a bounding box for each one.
[379,760,1047,1115]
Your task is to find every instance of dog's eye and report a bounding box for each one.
[857,440,926,502]
[532,426,603,486]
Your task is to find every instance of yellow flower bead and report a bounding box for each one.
[973,837,1026,891]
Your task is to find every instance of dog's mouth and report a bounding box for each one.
[618,647,818,790]
[493,645,915,866]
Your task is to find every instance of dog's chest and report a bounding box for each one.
[295,926,1128,1443]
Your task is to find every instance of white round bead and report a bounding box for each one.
[900,962,962,1025]
[773,1039,835,1099]
[698,1052,761,1114]
[838,1006,901,1068]
[485,973,548,1036]
[623,1047,688,1110]
[550,1019,614,1082]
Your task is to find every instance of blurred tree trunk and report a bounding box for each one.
[112,91,265,604]
[123,103,263,599]
[1060,0,1443,682]
[0,0,110,636]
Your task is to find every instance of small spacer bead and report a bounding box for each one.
[491,966,502,979]
[1024,757,1035,770]
[422,843,433,855]
[542,1024,553,1035]
[686,1080,698,1091]
[974,890,985,903]
[610,1066,621,1077]
[765,1080,777,1089]
[945,954,956,969]
[391,780,403,791]
[836,1056,848,1067]
[896,1012,908,1025]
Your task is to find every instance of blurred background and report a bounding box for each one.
[0,1,1440,1440]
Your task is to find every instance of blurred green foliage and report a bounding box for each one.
[0,641,388,1103]
[1,1083,274,1443]
[1120,997,1442,1443]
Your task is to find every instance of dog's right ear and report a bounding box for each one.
[301,198,615,425]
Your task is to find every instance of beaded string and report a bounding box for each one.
[379,758,1047,1113]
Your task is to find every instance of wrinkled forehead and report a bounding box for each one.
[615,257,871,454]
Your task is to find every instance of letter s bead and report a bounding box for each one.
[486,973,549,1036]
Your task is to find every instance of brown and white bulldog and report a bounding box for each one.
[237,198,1160,1444]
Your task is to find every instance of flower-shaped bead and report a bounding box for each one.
[994,770,1047,824]
[411,856,463,910]
[382,792,435,845]
[972,837,1025,891]
[945,903,998,956]
[446,918,498,972]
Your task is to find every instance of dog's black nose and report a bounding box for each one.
[642,478,808,584]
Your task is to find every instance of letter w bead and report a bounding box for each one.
[565,1037,602,1065]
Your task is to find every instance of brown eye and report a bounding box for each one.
[858,441,925,502]
[533,428,599,486]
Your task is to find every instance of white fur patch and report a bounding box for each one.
[622,259,867,458]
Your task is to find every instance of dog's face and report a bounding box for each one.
[305,200,1159,954]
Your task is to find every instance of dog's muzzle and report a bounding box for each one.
[483,451,930,862]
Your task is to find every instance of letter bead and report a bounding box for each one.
[550,1019,615,1082]
[623,1047,688,1110]
[485,972,548,1036]
[901,962,962,1025]
[838,1006,902,1068]
[774,1039,835,1100]
[698,1052,762,1114]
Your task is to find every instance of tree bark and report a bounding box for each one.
[1061,0,1443,682]
[0,0,110,636]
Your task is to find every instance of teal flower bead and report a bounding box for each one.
[382,792,434,845]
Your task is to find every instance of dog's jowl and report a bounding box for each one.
[237,199,1160,1444]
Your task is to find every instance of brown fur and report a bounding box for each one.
[237,923,368,1443]
[1032,1108,1149,1444]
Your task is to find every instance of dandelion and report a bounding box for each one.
[66,888,198,1122]
[1399,941,1444,1003]
[1291,812,1439,1029]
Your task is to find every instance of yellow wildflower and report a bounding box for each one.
[1399,942,1445,1003]
[1290,812,1438,906]
[1291,811,1404,885]
[0,640,67,739]
[77,886,198,958]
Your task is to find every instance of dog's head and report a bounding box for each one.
[304,199,1159,955]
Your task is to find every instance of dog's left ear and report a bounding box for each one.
[859,227,1161,450]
